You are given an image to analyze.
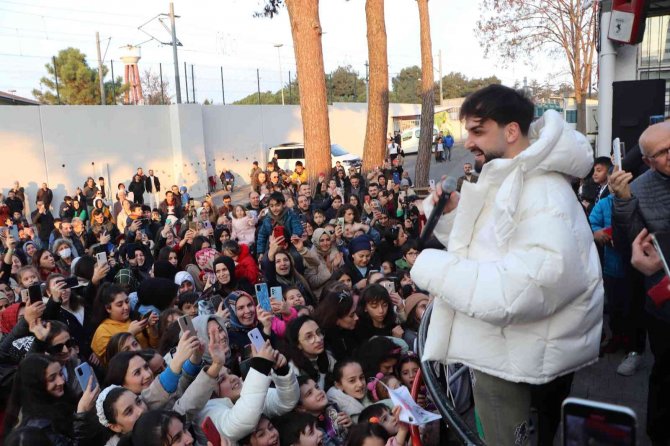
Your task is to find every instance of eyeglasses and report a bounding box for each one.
[646,147,670,161]
[300,330,324,344]
[47,338,77,355]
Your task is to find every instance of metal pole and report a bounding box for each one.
[191,64,195,103]
[110,60,116,103]
[365,60,369,104]
[159,63,164,104]
[53,56,61,104]
[220,66,225,105]
[438,49,443,106]
[257,68,261,105]
[96,32,106,105]
[184,61,189,103]
[288,71,292,104]
[169,2,181,104]
[274,44,284,105]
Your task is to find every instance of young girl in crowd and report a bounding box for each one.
[91,283,160,362]
[326,359,372,422]
[283,315,336,390]
[313,285,361,361]
[295,375,351,445]
[355,284,401,341]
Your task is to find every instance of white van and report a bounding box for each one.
[400,126,439,154]
[268,143,362,172]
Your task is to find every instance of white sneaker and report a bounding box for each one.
[617,352,642,376]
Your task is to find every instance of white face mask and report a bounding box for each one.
[58,248,72,259]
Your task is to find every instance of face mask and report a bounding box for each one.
[58,248,72,259]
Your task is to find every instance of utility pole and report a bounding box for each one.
[191,64,195,103]
[256,69,261,105]
[169,2,182,104]
[288,71,292,104]
[274,43,284,105]
[96,32,106,105]
[53,56,61,104]
[184,62,189,103]
[365,60,369,104]
[110,60,116,103]
[438,49,443,106]
[220,66,225,105]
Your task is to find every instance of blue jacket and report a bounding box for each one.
[589,195,625,278]
[256,208,304,255]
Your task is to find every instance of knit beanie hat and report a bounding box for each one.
[348,235,372,255]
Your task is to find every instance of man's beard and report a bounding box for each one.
[474,151,503,174]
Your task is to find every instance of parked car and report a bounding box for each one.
[400,126,439,154]
[267,143,362,171]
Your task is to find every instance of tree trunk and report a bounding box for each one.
[576,94,587,135]
[415,0,434,188]
[362,0,389,173]
[285,0,331,185]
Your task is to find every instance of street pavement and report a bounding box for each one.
[209,143,651,445]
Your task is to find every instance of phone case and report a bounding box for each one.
[75,363,97,392]
[201,417,221,446]
[247,328,266,351]
[28,284,42,303]
[270,286,283,301]
[255,283,271,312]
[177,315,196,336]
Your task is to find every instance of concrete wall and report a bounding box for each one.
[0,102,420,210]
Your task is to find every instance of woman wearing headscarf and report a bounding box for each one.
[207,256,254,298]
[185,247,218,292]
[222,290,275,364]
[260,234,316,306]
[295,228,345,301]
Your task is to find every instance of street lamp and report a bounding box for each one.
[274,43,285,105]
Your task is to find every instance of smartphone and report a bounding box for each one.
[429,179,436,190]
[8,225,19,240]
[20,288,29,302]
[247,327,266,351]
[337,217,345,233]
[272,225,285,240]
[612,137,623,168]
[188,221,197,231]
[382,280,396,294]
[177,315,196,337]
[28,284,42,304]
[74,362,97,392]
[62,276,80,288]
[270,286,283,302]
[141,311,154,321]
[96,251,107,267]
[562,397,636,446]
[201,417,221,446]
[393,172,401,185]
[651,232,670,278]
[255,283,271,312]
[203,220,212,231]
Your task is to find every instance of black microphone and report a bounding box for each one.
[419,177,457,249]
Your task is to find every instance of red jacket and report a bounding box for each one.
[235,243,259,285]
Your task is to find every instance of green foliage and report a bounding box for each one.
[32,47,126,105]
[390,66,422,103]
[440,71,502,99]
[328,65,366,102]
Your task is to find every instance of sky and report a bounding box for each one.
[0,0,572,103]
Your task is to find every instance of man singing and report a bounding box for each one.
[411,85,603,445]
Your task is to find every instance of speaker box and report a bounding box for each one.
[612,79,666,153]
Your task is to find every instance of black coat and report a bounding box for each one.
[31,209,55,241]
[145,175,161,193]
[128,180,145,204]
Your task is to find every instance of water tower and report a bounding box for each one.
[121,45,143,105]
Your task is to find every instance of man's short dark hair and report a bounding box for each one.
[273,412,318,446]
[594,156,613,169]
[401,239,419,256]
[459,84,535,136]
[98,176,105,181]
[295,161,303,167]
[269,191,285,204]
[368,182,379,190]
[222,194,231,201]
[141,205,151,213]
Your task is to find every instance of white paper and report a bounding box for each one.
[386,384,442,426]
[613,137,622,168]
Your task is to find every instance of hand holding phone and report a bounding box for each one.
[177,315,196,337]
[247,328,266,352]
[255,283,271,312]
[75,362,98,393]
[562,397,636,446]
[201,417,221,446]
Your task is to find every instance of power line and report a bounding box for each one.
[0,0,146,19]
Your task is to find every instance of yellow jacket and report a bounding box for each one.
[91,318,158,361]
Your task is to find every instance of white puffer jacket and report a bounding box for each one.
[195,367,299,443]
[411,110,603,385]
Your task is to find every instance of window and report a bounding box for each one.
[415,130,420,138]
[566,110,578,124]
[294,148,305,159]
[274,149,295,159]
[402,131,412,142]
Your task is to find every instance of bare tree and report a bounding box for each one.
[414,0,435,188]
[141,69,172,105]
[476,0,597,133]
[362,0,389,173]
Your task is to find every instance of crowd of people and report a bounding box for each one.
[0,149,441,446]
